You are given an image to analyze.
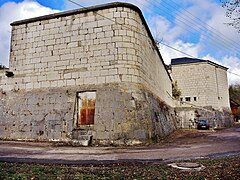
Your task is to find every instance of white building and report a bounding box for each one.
[171,57,233,128]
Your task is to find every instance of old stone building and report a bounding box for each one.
[170,57,233,128]
[0,2,176,145]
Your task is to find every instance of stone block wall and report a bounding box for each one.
[137,29,173,106]
[0,2,175,144]
[171,62,230,110]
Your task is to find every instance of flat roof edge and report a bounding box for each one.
[207,60,228,70]
[171,59,228,70]
[11,2,139,26]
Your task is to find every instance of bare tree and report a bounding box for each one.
[222,0,240,32]
[229,84,240,104]
[0,64,6,69]
[172,81,182,100]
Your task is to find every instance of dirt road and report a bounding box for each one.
[0,124,239,164]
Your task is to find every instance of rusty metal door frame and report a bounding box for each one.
[76,91,96,130]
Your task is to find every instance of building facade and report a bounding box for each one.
[170,57,233,128]
[0,2,176,145]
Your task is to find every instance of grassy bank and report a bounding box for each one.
[0,155,239,179]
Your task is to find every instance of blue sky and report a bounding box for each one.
[0,0,239,83]
[0,0,65,9]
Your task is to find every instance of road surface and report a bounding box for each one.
[0,124,239,164]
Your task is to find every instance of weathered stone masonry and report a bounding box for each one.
[0,2,176,144]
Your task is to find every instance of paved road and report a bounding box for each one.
[0,124,239,164]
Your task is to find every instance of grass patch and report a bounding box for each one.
[0,155,239,179]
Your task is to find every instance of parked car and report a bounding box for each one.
[197,120,210,130]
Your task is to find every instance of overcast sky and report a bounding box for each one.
[0,0,239,84]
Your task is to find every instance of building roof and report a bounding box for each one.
[230,99,240,107]
[171,57,228,70]
[11,2,138,26]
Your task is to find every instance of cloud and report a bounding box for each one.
[176,0,240,84]
[175,0,240,55]
[0,0,59,66]
[159,40,201,65]
[205,4,240,53]
[202,54,240,85]
[148,15,182,43]
[145,0,240,84]
[147,13,201,65]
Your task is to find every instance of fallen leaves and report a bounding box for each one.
[0,155,239,179]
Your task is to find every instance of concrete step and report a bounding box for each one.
[77,134,92,141]
[71,129,93,146]
[71,139,91,146]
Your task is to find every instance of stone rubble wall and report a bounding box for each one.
[0,83,176,144]
[175,107,233,129]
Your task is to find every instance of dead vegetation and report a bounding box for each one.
[0,155,239,179]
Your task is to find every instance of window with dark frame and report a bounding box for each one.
[185,97,191,102]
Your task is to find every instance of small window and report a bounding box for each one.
[185,97,191,102]
[180,97,183,102]
[194,97,197,101]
